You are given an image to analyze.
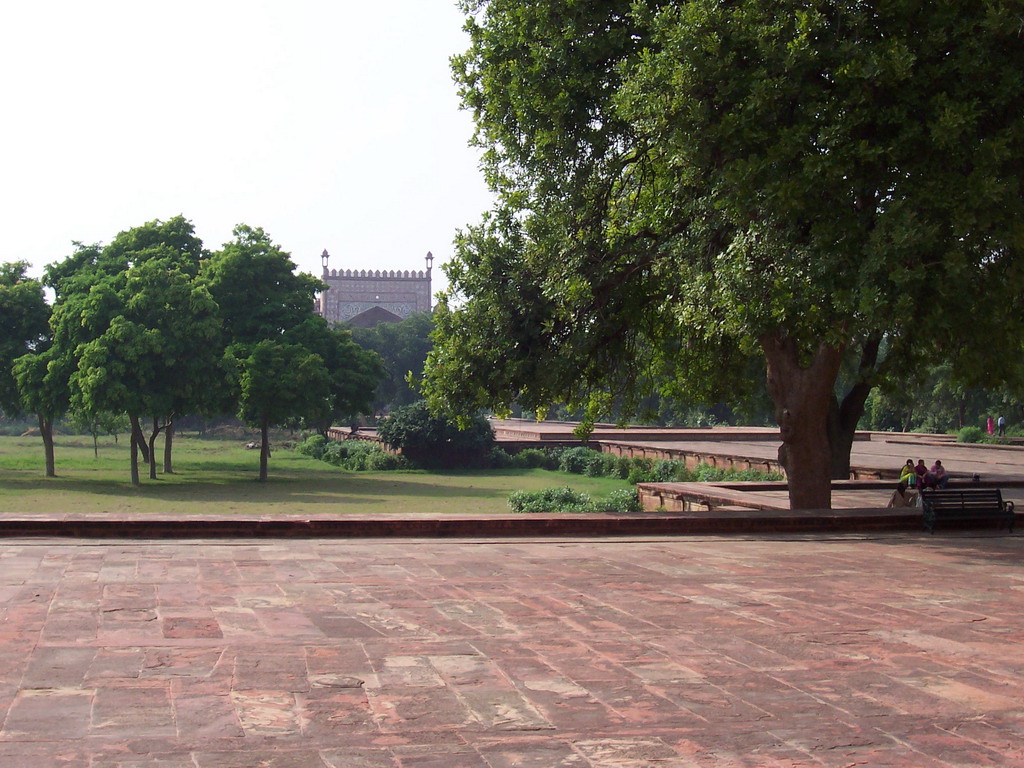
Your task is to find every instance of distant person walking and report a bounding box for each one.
[987,416,995,435]
[998,415,1007,436]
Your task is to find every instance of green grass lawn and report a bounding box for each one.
[0,435,631,516]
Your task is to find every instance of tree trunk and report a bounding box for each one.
[148,417,161,481]
[39,414,56,478]
[163,421,174,474]
[130,426,141,486]
[259,416,270,482]
[130,415,150,464]
[762,334,844,510]
[826,335,880,480]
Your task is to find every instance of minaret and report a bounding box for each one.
[316,249,331,318]
[425,251,434,311]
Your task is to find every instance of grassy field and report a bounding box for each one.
[0,435,631,517]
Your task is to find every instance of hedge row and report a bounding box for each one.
[295,434,411,471]
[537,446,783,484]
[507,486,641,514]
[296,438,783,483]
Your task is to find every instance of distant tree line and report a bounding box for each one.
[0,217,382,483]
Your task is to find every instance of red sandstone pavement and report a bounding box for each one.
[2,534,1024,767]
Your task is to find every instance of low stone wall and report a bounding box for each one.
[598,441,782,475]
[326,427,383,444]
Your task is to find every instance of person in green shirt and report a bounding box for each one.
[899,459,917,487]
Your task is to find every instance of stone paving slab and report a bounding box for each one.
[1,535,1023,766]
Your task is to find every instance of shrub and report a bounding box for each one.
[512,448,557,469]
[631,457,653,474]
[726,467,784,482]
[693,463,726,481]
[558,446,602,474]
[488,447,515,468]
[626,467,650,484]
[585,452,617,477]
[507,487,591,513]
[320,441,345,465]
[623,457,655,483]
[612,455,633,479]
[957,426,984,443]
[598,488,641,513]
[296,434,328,460]
[651,459,685,482]
[364,450,410,471]
[377,400,494,468]
[300,438,407,471]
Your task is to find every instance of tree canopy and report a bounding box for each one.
[207,225,383,480]
[423,0,1024,508]
[350,311,435,414]
[0,262,49,417]
[6,218,381,483]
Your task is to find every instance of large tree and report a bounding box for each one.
[350,312,434,414]
[44,218,221,484]
[285,316,383,435]
[0,263,49,415]
[423,0,1024,508]
[202,224,324,347]
[205,225,381,478]
[71,256,223,483]
[229,340,332,481]
[13,348,71,477]
[0,263,53,473]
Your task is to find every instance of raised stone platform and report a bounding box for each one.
[0,508,927,538]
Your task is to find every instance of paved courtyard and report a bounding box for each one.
[1,534,1023,767]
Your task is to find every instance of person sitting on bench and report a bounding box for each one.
[925,459,950,489]
[915,459,929,487]
[899,459,917,487]
[887,481,918,508]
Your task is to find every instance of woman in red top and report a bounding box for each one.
[915,459,928,487]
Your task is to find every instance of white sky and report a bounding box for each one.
[0,0,493,295]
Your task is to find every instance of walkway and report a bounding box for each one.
[1,535,1023,766]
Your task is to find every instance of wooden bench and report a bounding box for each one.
[920,488,1016,533]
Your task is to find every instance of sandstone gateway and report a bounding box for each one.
[315,250,433,327]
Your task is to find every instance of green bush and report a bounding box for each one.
[558,446,602,474]
[626,467,650,484]
[347,442,389,470]
[957,426,985,443]
[585,452,618,477]
[320,441,345,465]
[507,486,641,514]
[299,437,408,471]
[612,455,633,479]
[364,450,410,471]
[488,447,515,468]
[727,467,784,481]
[377,400,494,467]
[631,457,654,474]
[296,434,328,460]
[512,448,557,469]
[598,488,641,513]
[623,457,654,483]
[651,459,685,482]
[507,487,591,513]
